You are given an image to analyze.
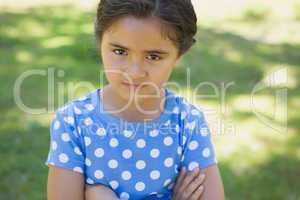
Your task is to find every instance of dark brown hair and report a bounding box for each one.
[95,0,198,56]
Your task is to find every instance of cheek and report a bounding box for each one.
[105,73,120,85]
[102,52,125,83]
[148,62,174,84]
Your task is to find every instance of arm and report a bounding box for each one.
[199,165,225,200]
[85,185,119,200]
[47,165,85,200]
[47,165,119,200]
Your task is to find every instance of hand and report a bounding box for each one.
[171,167,205,200]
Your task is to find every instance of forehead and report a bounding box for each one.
[103,16,177,50]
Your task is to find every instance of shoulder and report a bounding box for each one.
[52,89,100,127]
[166,89,209,135]
[167,89,205,119]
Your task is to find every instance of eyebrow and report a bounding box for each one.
[109,42,169,55]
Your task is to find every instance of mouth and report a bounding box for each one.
[122,82,145,89]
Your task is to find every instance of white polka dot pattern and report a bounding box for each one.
[45,89,217,200]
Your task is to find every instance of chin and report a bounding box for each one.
[121,86,153,100]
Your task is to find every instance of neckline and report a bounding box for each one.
[92,87,173,125]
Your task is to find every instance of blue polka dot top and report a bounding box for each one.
[45,87,217,200]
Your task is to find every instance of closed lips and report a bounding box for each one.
[122,82,144,87]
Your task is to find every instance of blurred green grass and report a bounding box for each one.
[241,5,271,21]
[295,3,300,21]
[0,3,299,200]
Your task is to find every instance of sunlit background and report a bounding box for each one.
[0,0,299,199]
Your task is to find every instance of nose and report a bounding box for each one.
[124,60,146,80]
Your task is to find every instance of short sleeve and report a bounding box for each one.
[180,109,217,171]
[45,107,85,174]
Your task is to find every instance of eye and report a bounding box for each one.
[146,54,161,61]
[113,49,127,56]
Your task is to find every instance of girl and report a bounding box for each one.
[46,0,225,199]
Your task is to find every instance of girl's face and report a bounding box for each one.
[100,16,181,101]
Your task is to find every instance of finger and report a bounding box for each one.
[177,167,201,198]
[176,167,187,185]
[190,185,204,200]
[181,170,204,199]
[173,167,187,195]
[185,173,205,198]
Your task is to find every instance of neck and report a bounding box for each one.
[101,84,166,121]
